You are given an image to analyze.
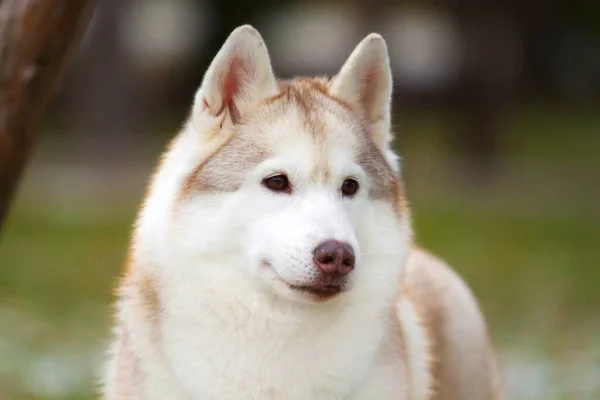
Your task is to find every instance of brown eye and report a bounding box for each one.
[263,174,291,193]
[341,178,359,197]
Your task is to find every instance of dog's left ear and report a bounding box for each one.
[330,34,393,152]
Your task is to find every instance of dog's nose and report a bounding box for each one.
[314,240,355,277]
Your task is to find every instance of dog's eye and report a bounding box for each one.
[263,174,291,193]
[341,179,359,197]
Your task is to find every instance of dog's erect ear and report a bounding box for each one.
[193,25,278,126]
[330,34,393,151]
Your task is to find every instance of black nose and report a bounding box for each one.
[313,240,355,277]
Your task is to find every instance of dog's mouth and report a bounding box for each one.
[260,260,347,301]
[287,283,344,299]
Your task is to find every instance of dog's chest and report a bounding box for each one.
[158,303,401,399]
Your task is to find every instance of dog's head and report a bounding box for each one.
[137,26,411,304]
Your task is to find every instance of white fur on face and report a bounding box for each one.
[243,110,358,299]
[134,26,406,301]
[155,93,407,306]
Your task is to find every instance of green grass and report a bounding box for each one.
[413,206,600,348]
[0,209,131,399]
[1,212,129,318]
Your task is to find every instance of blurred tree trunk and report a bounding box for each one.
[0,0,96,232]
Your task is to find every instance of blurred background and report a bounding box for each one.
[1,0,599,398]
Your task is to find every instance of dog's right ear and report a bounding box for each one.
[330,34,393,154]
[192,25,278,128]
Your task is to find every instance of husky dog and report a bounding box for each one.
[102,25,504,400]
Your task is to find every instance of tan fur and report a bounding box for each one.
[120,269,161,342]
[399,276,437,400]
[111,328,141,398]
[402,247,505,400]
[390,301,412,397]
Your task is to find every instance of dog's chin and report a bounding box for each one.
[259,261,350,302]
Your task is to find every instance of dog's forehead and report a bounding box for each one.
[249,79,363,150]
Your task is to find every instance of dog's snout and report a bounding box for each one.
[314,240,355,277]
